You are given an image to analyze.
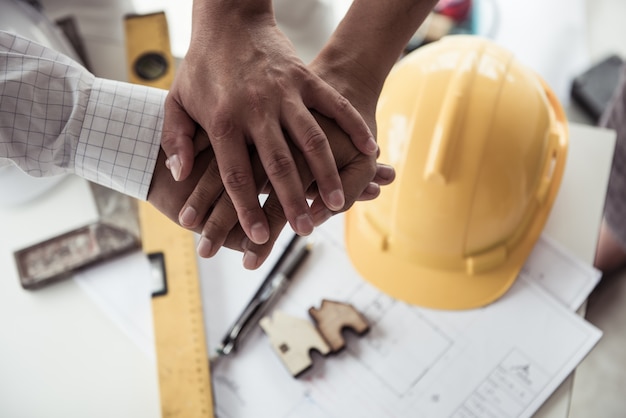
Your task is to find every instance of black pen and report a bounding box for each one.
[216,234,312,356]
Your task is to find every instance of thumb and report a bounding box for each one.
[161,93,197,181]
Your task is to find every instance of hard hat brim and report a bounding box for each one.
[344,224,523,310]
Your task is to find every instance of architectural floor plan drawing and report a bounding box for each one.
[70,205,602,418]
[200,215,602,418]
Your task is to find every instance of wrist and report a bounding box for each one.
[191,0,274,39]
[311,44,382,113]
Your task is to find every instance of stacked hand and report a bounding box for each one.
[161,0,378,249]
[148,54,393,269]
[149,0,436,269]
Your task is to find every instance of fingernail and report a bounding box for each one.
[295,213,314,235]
[250,222,269,244]
[197,236,213,258]
[179,206,197,227]
[169,154,182,181]
[378,164,396,181]
[243,250,258,270]
[366,137,378,155]
[328,189,345,211]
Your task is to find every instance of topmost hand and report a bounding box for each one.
[160,0,377,245]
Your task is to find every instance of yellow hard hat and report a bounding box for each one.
[345,35,568,310]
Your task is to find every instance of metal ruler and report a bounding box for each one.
[124,12,215,418]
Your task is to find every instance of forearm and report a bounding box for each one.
[190,0,274,43]
[317,0,437,97]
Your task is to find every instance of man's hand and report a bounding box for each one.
[222,113,389,269]
[173,54,387,268]
[147,131,393,268]
[149,0,439,270]
[147,87,393,268]
[161,0,377,246]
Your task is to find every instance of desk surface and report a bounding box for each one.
[534,124,615,418]
[0,122,615,417]
[0,177,160,418]
[0,0,618,415]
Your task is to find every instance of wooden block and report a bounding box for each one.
[308,299,369,352]
[260,311,330,377]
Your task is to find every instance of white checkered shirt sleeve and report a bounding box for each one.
[0,31,165,200]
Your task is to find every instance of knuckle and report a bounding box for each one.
[334,94,352,115]
[301,126,328,155]
[160,131,177,150]
[202,197,238,240]
[264,151,296,180]
[222,165,250,193]
[292,63,312,83]
[246,88,268,113]
[208,112,235,142]
[193,181,215,202]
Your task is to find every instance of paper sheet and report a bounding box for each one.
[521,234,602,311]
[198,215,601,418]
[71,207,602,418]
[74,251,156,360]
[70,212,602,418]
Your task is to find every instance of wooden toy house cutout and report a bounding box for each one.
[309,299,370,352]
[260,300,370,377]
[260,311,330,377]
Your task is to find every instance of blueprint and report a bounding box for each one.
[199,214,602,418]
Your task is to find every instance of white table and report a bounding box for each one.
[0,0,617,414]
[0,123,615,417]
